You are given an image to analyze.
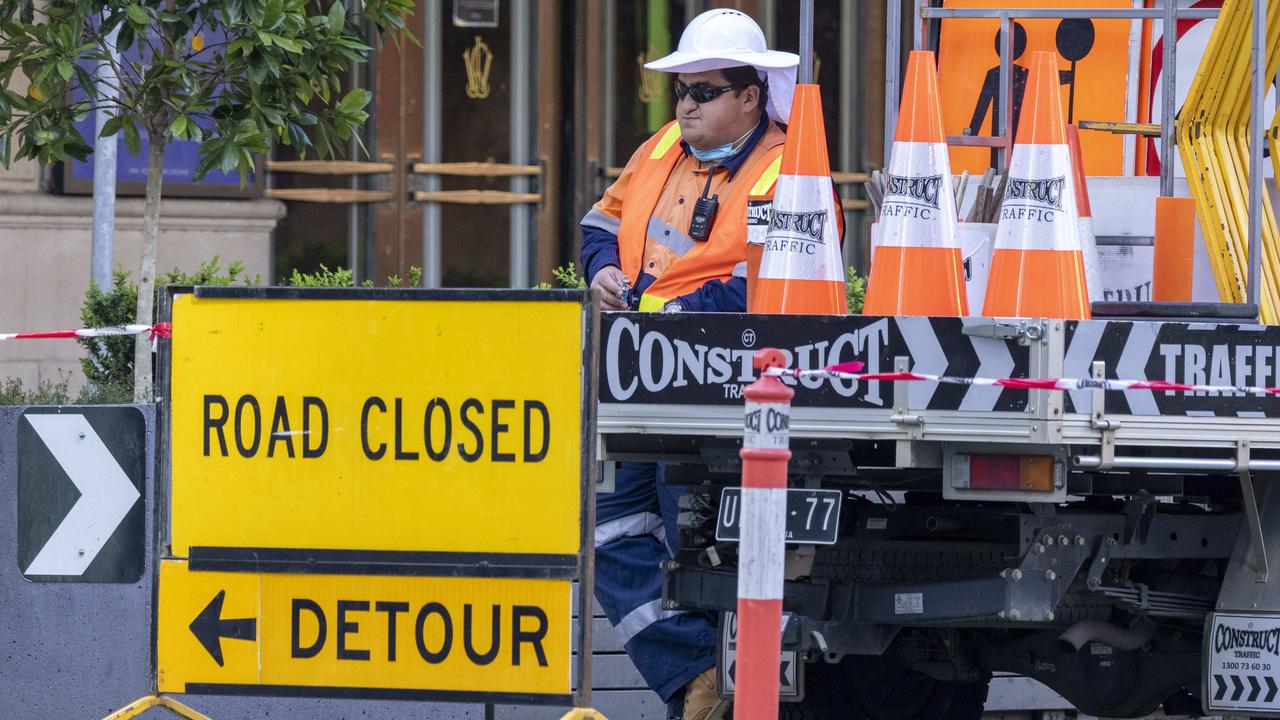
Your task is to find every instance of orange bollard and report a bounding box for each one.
[983,52,1091,319]
[864,50,968,317]
[733,349,793,720]
[1153,196,1197,301]
[751,85,846,314]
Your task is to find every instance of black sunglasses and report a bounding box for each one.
[673,79,745,104]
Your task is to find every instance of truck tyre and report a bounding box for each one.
[800,656,989,720]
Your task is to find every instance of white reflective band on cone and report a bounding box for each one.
[994,144,1082,251]
[879,141,960,249]
[757,174,843,281]
[1079,215,1103,302]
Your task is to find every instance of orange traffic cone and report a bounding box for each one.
[1065,124,1102,302]
[751,84,846,314]
[863,50,968,316]
[983,51,1091,319]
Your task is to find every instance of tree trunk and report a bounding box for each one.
[133,131,165,403]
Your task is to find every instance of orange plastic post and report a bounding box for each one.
[1153,196,1197,301]
[733,349,792,720]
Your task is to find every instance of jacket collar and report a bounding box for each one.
[678,116,770,178]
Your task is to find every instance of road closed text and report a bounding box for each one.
[201,394,552,463]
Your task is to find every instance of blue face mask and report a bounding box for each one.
[690,142,735,163]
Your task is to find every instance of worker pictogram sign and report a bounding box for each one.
[937,0,1135,176]
[157,287,597,704]
[157,560,572,700]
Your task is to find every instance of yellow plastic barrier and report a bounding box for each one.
[558,709,609,719]
[1177,0,1280,321]
[102,695,211,720]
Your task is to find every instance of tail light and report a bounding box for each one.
[951,454,1061,493]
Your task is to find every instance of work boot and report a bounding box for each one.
[682,666,729,720]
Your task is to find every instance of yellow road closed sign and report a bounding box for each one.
[157,560,572,700]
[167,291,590,565]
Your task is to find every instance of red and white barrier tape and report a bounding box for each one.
[0,322,172,341]
[768,362,1280,397]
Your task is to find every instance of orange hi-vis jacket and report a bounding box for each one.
[582,119,787,311]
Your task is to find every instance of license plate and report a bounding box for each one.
[718,611,802,700]
[715,487,842,545]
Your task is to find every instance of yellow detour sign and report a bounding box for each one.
[156,560,572,700]
[168,291,589,566]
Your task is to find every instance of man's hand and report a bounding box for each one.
[591,265,630,310]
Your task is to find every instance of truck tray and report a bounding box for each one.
[597,312,1280,459]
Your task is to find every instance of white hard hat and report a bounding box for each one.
[645,9,799,123]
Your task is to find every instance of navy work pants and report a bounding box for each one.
[593,462,716,712]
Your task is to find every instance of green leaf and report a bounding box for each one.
[170,115,188,139]
[56,59,72,81]
[228,38,255,56]
[99,115,126,139]
[122,123,140,156]
[271,35,301,54]
[218,139,238,171]
[328,2,346,34]
[263,0,284,30]
[126,4,149,27]
[338,87,371,115]
[236,146,254,185]
[74,65,96,101]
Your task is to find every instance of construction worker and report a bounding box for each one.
[580,9,798,720]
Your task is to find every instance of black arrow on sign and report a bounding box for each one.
[1232,674,1246,702]
[1215,674,1228,701]
[1249,674,1263,702]
[1267,675,1278,703]
[780,659,791,686]
[190,590,257,667]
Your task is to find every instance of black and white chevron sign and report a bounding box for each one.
[1212,673,1278,704]
[599,313,1029,411]
[17,407,146,583]
[1065,320,1280,417]
[1207,613,1280,713]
